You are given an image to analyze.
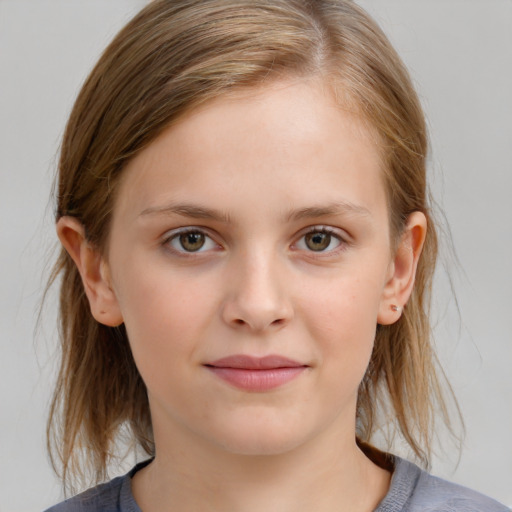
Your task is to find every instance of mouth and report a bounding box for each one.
[204,355,308,392]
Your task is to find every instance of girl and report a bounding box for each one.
[45,1,508,510]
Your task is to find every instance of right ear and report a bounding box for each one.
[56,216,123,327]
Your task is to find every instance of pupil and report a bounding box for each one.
[180,232,205,251]
[306,232,330,251]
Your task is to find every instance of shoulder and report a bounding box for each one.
[410,467,510,512]
[377,456,510,512]
[43,477,125,512]
[43,461,148,512]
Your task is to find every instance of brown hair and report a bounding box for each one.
[47,0,457,490]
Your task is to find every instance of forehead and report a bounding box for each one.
[114,77,387,225]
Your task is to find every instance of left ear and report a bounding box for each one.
[377,211,427,325]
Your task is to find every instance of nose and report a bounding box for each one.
[221,251,293,332]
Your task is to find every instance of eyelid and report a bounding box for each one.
[293,225,350,254]
[162,226,221,255]
[160,224,350,256]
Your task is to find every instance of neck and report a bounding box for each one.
[132,425,391,512]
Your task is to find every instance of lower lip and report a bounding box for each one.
[206,367,306,391]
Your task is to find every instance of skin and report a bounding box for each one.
[58,77,426,512]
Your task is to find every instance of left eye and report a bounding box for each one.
[296,230,342,252]
[167,230,218,253]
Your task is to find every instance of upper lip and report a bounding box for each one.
[205,355,307,369]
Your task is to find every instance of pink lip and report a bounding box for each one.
[205,355,308,392]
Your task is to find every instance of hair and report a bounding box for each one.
[47,0,457,490]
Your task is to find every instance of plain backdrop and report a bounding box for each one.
[1,1,511,510]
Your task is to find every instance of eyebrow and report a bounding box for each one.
[139,202,231,223]
[286,201,371,222]
[139,200,371,223]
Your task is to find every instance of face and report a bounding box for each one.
[102,78,401,456]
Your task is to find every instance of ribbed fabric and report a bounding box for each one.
[45,456,509,512]
[375,457,421,511]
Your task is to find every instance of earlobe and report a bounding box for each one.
[377,212,427,325]
[56,217,123,327]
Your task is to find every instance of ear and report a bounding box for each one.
[377,211,427,325]
[56,216,123,327]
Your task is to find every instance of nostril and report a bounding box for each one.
[232,317,285,328]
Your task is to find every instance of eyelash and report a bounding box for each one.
[161,226,348,257]
[293,226,346,255]
[162,227,220,255]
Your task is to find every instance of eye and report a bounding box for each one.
[295,228,343,252]
[166,229,218,253]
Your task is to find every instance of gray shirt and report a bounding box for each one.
[45,456,509,511]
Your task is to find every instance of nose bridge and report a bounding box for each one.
[222,244,292,331]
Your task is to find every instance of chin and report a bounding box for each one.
[217,433,305,457]
[208,411,313,457]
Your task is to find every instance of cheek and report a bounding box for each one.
[299,270,384,335]
[112,261,219,370]
[296,271,383,375]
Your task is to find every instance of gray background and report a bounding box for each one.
[1,1,511,510]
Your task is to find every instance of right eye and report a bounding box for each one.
[166,229,218,253]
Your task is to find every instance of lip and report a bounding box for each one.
[204,355,308,392]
